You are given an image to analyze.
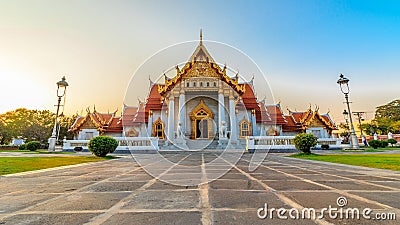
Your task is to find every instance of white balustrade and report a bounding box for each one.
[63,137,159,151]
[246,136,341,151]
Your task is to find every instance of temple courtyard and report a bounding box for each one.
[0,152,399,225]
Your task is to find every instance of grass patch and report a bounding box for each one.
[0,150,32,153]
[289,153,400,171]
[0,156,113,175]
[24,150,76,154]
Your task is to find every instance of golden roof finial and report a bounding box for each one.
[200,28,203,45]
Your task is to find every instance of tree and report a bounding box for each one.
[0,118,12,145]
[375,100,400,121]
[361,100,400,135]
[293,133,318,154]
[0,108,76,145]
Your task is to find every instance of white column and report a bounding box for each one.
[167,95,175,143]
[218,88,225,137]
[147,110,153,137]
[251,110,257,136]
[229,94,237,144]
[179,91,185,134]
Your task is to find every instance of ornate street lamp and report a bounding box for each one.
[337,74,359,149]
[48,76,68,151]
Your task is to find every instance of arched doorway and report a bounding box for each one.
[152,118,164,139]
[189,100,214,139]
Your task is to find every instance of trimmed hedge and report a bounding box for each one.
[368,140,389,149]
[26,141,41,151]
[388,138,397,147]
[88,136,118,157]
[293,133,318,154]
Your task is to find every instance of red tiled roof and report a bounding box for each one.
[133,102,146,123]
[119,106,138,126]
[107,117,123,132]
[282,109,338,132]
[146,84,163,110]
[242,83,258,109]
[257,101,271,123]
[266,105,287,125]
[321,114,338,130]
[282,115,302,132]
[68,110,123,133]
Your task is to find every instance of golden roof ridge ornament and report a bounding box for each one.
[200,28,203,46]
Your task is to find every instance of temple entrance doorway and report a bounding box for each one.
[196,118,209,139]
[189,100,214,139]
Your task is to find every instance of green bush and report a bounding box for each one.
[388,138,397,147]
[368,140,380,149]
[368,140,389,149]
[25,141,41,151]
[88,136,118,157]
[379,140,389,148]
[18,144,26,150]
[293,133,318,154]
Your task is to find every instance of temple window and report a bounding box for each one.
[214,82,217,87]
[153,118,164,139]
[207,82,210,87]
[193,82,196,87]
[186,82,189,87]
[200,82,203,87]
[239,119,251,138]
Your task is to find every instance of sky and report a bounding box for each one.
[1,0,399,123]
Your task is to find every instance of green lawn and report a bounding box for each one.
[0,149,76,154]
[290,153,400,171]
[0,156,113,175]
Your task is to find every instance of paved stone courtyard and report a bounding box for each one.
[0,153,399,225]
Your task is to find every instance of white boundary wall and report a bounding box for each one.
[246,136,341,151]
[63,137,159,151]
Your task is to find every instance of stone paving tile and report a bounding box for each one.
[147,180,197,190]
[108,174,153,182]
[30,192,131,211]
[209,190,288,209]
[315,180,393,191]
[209,179,264,190]
[0,194,61,213]
[102,212,202,225]
[338,175,399,182]
[369,181,400,189]
[350,191,400,208]
[121,190,199,209]
[262,180,329,191]
[79,181,147,192]
[0,213,100,225]
[294,174,346,181]
[1,153,399,225]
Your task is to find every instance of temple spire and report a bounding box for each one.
[200,28,203,45]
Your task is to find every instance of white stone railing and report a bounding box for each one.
[115,137,159,151]
[246,136,342,151]
[63,137,159,151]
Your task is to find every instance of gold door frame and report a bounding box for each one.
[189,100,214,139]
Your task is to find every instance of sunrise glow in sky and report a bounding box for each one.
[1,0,399,123]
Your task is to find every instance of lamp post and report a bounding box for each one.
[48,76,68,151]
[337,74,359,149]
[342,109,350,144]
